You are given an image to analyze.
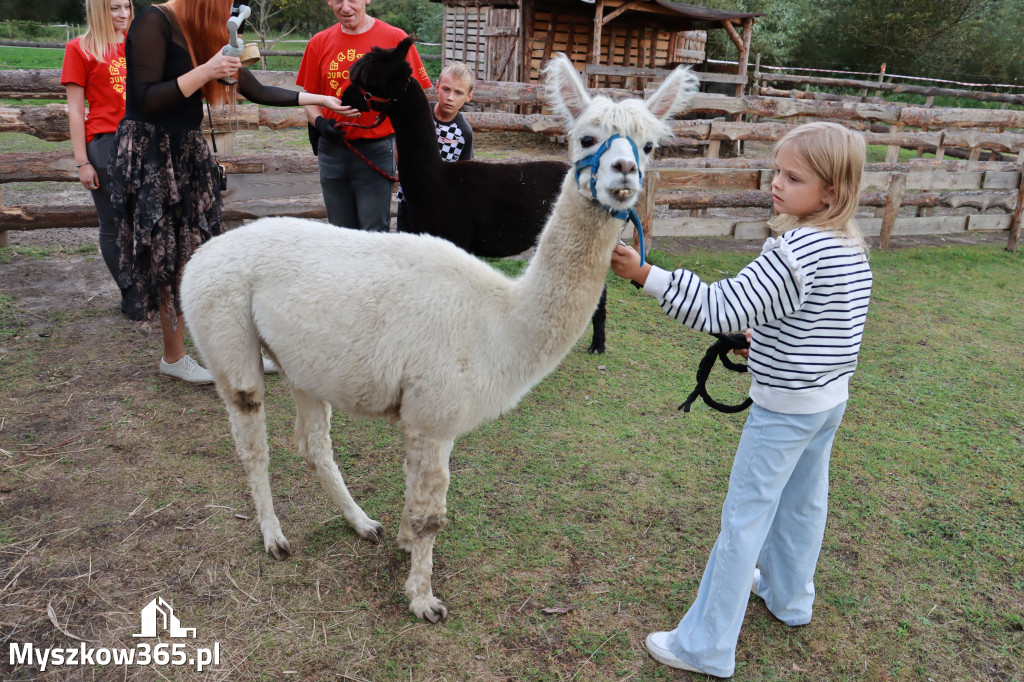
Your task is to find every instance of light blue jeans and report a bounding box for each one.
[668,401,846,678]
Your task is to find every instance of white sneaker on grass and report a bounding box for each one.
[261,354,279,374]
[752,567,765,599]
[644,631,717,675]
[160,355,214,384]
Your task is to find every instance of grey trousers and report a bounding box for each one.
[89,133,143,319]
[317,135,395,231]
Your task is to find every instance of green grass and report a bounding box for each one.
[866,143,937,163]
[0,241,1021,680]
[0,45,63,70]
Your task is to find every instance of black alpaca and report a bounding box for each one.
[340,37,610,354]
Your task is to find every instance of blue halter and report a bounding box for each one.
[573,133,647,265]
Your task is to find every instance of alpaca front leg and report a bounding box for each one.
[226,397,291,559]
[399,430,453,622]
[587,284,608,354]
[292,389,383,543]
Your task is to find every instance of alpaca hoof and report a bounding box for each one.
[358,520,385,544]
[397,535,413,553]
[265,536,292,560]
[586,343,605,354]
[410,596,448,623]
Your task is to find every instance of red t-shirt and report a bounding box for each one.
[60,37,127,142]
[296,20,432,140]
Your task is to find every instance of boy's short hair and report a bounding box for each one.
[438,62,475,93]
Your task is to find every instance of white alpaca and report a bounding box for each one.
[181,55,697,622]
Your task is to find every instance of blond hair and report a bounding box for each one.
[438,61,475,93]
[771,122,867,251]
[80,0,134,62]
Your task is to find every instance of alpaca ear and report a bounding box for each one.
[542,53,591,125]
[645,65,700,122]
[397,35,416,59]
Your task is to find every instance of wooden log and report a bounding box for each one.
[0,151,308,183]
[0,204,98,230]
[760,72,1024,106]
[759,85,891,105]
[655,188,1014,211]
[899,106,1024,129]
[661,190,772,209]
[879,172,907,248]
[0,103,74,141]
[656,168,762,191]
[0,103,283,142]
[0,69,62,94]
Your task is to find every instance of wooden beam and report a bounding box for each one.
[721,19,744,53]
[590,0,606,84]
[602,0,642,25]
[735,17,753,97]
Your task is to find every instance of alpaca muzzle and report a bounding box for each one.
[574,134,647,264]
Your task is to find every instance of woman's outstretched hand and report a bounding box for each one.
[320,96,359,117]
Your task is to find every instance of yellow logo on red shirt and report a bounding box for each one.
[109,56,127,99]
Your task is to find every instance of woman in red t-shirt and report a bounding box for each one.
[62,0,143,319]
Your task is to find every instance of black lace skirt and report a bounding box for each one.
[108,120,222,321]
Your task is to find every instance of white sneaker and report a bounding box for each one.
[644,631,714,674]
[752,567,765,599]
[160,355,214,384]
[261,353,279,374]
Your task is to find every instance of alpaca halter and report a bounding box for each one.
[574,133,647,265]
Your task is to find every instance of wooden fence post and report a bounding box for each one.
[0,186,7,248]
[635,170,659,256]
[879,172,906,249]
[1008,169,1023,252]
[752,53,761,96]
[874,63,886,98]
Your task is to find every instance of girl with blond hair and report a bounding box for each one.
[612,121,872,677]
[62,0,143,319]
[108,0,347,383]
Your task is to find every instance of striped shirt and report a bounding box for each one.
[643,227,872,414]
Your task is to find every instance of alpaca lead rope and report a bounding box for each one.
[573,134,646,265]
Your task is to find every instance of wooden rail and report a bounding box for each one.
[1,70,1020,251]
[3,151,1019,251]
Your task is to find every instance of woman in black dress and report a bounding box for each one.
[110,0,347,383]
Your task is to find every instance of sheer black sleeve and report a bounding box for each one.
[125,7,189,117]
[237,68,301,107]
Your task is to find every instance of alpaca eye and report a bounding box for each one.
[580,136,597,148]
[643,142,654,154]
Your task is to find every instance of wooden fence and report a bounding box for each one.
[1,70,1021,251]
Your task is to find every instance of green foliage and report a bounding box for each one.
[0,0,84,24]
[367,0,443,43]
[702,0,1022,84]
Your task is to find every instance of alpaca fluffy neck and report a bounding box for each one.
[389,80,443,189]
[511,174,623,359]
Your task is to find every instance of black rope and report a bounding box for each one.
[678,333,753,414]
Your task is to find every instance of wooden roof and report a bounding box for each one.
[431,0,762,31]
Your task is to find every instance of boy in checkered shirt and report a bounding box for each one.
[396,62,475,230]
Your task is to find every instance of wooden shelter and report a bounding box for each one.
[433,0,761,93]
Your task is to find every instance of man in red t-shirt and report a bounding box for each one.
[297,0,432,231]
